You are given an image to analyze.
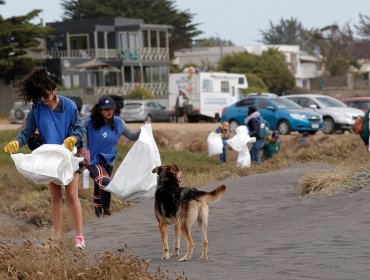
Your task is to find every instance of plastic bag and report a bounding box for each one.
[106,123,161,202]
[226,125,256,168]
[207,132,223,156]
[11,144,82,186]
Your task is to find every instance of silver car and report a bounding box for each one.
[9,101,32,124]
[283,94,364,134]
[120,100,170,122]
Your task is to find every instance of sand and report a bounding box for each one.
[80,162,370,280]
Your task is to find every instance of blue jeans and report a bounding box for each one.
[219,139,227,163]
[250,139,265,164]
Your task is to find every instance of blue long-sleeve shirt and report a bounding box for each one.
[15,96,85,148]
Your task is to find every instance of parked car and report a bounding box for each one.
[283,94,364,134]
[120,100,170,122]
[342,97,370,113]
[220,94,323,135]
[80,104,93,121]
[9,101,32,124]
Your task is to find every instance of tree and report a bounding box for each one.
[0,2,50,79]
[192,36,234,48]
[218,49,295,95]
[352,14,370,59]
[260,17,316,53]
[312,24,356,76]
[61,0,202,57]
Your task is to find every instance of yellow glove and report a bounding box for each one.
[63,136,77,151]
[4,140,19,154]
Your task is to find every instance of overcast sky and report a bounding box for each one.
[1,0,369,45]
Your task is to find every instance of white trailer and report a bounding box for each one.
[168,72,248,121]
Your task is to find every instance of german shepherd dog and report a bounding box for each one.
[152,164,226,262]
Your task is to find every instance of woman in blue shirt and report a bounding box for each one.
[3,67,86,249]
[86,96,141,217]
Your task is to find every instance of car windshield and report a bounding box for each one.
[316,97,346,108]
[270,98,302,109]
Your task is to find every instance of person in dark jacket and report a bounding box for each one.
[85,96,141,217]
[360,109,370,152]
[244,105,265,164]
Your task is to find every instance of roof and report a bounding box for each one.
[342,97,370,101]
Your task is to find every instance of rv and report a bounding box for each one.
[168,71,248,121]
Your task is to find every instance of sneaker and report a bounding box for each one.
[75,235,85,250]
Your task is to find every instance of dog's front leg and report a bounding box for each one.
[159,220,170,259]
[171,224,180,257]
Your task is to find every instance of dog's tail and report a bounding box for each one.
[201,185,226,203]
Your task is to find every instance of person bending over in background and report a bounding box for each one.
[245,105,265,164]
[85,96,141,217]
[3,67,86,249]
[262,131,281,160]
[216,121,230,163]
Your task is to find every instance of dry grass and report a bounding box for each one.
[0,239,186,279]
[1,129,370,277]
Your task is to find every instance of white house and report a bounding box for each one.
[174,45,323,90]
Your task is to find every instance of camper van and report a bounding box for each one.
[168,71,248,121]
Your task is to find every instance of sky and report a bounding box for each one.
[1,0,369,45]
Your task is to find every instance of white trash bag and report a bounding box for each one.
[227,125,256,168]
[11,144,82,186]
[207,132,223,157]
[106,123,161,202]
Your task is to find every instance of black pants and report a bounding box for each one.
[88,163,113,217]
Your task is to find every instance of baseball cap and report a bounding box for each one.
[98,96,116,110]
[272,131,279,138]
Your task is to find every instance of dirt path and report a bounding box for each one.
[81,162,370,280]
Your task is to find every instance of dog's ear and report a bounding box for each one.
[169,164,180,175]
[152,166,162,174]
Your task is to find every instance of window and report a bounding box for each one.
[63,75,71,89]
[70,35,88,50]
[238,77,245,85]
[237,98,254,107]
[256,99,269,109]
[221,81,229,93]
[72,75,79,88]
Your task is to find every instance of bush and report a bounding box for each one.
[125,87,155,100]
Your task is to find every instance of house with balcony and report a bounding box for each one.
[174,45,323,90]
[45,17,171,97]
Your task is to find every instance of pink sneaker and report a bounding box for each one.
[75,235,85,250]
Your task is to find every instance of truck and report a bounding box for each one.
[168,71,248,122]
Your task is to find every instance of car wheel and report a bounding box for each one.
[278,120,291,135]
[14,109,24,120]
[322,117,335,134]
[145,115,152,123]
[229,119,239,133]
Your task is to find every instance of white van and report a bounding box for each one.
[169,72,248,121]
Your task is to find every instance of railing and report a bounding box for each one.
[94,82,169,97]
[47,48,169,61]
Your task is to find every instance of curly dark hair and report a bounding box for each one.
[90,104,117,132]
[16,67,59,105]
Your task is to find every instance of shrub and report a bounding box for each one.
[125,87,155,100]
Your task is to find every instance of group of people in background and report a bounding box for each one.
[3,67,141,250]
[216,105,281,165]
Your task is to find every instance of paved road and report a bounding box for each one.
[81,162,370,280]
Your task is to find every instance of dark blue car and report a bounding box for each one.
[220,95,323,135]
